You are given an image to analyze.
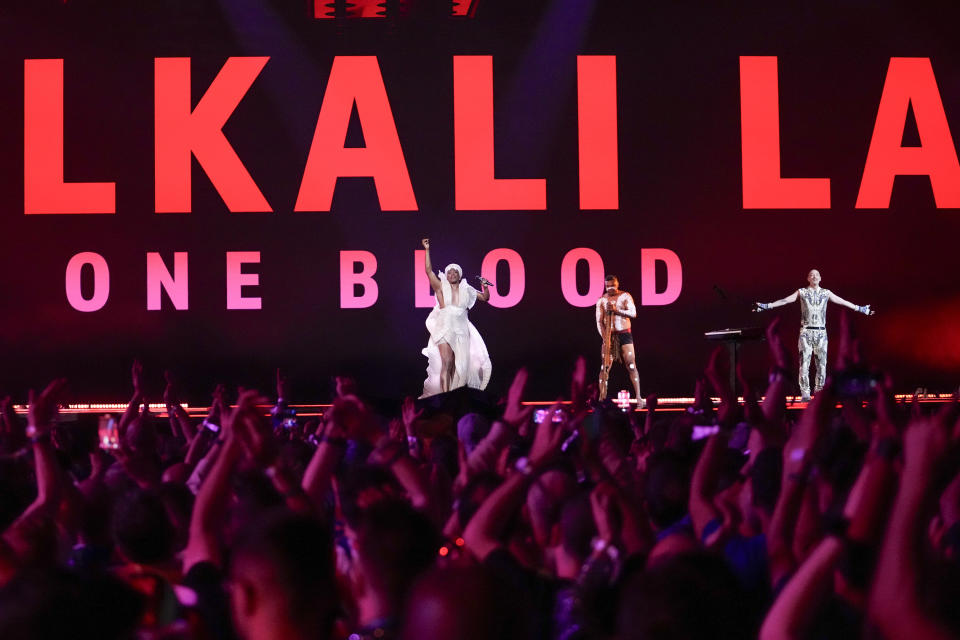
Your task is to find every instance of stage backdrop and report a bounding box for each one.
[1,0,959,401]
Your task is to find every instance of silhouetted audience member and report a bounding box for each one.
[618,552,753,640]
[0,568,144,640]
[228,511,337,640]
[348,499,439,639]
[400,566,523,640]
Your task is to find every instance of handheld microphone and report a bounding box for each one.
[476,276,495,288]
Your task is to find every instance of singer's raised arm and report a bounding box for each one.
[421,238,443,292]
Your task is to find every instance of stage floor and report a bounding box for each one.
[10,393,956,417]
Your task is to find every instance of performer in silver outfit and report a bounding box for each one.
[753,269,875,401]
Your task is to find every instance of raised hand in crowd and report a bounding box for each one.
[869,400,960,640]
[163,370,196,443]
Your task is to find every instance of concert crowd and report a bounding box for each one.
[1,315,958,640]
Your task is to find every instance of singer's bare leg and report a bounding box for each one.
[620,343,642,402]
[438,342,455,393]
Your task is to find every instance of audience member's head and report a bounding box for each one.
[749,447,783,516]
[339,464,404,528]
[815,426,866,513]
[351,500,439,617]
[111,488,176,566]
[123,415,158,455]
[401,566,522,640]
[428,433,460,480]
[644,450,691,531]
[618,552,753,640]
[229,511,337,640]
[598,407,634,459]
[457,413,491,455]
[0,458,35,530]
[76,483,113,549]
[158,481,194,553]
[559,489,598,568]
[0,568,143,640]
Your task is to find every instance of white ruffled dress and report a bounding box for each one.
[420,276,492,398]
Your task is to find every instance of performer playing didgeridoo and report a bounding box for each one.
[596,275,642,403]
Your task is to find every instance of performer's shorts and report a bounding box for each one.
[615,331,633,345]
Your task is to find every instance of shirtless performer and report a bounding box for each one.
[420,238,492,397]
[596,275,642,402]
[754,268,875,401]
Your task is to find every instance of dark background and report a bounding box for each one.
[1,0,958,403]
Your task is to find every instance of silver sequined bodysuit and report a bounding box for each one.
[799,287,830,329]
[797,288,831,398]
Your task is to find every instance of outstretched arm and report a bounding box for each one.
[421,238,443,292]
[465,369,532,479]
[761,317,791,428]
[120,360,145,433]
[183,437,240,571]
[464,401,566,561]
[768,382,834,585]
[760,536,843,640]
[4,379,68,532]
[755,290,799,311]
[828,291,874,315]
[183,390,263,571]
[689,430,727,541]
[369,440,432,512]
[301,419,346,510]
[164,371,196,442]
[690,348,737,542]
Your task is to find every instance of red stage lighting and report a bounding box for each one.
[451,0,480,17]
[312,0,479,19]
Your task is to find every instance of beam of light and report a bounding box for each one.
[498,0,600,176]
[216,0,324,145]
